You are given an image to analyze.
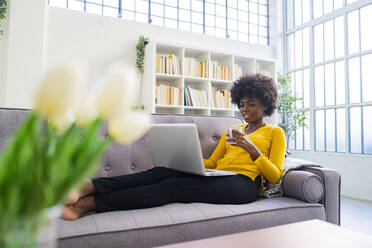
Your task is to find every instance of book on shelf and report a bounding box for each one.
[156,84,182,105]
[233,64,244,80]
[156,53,181,75]
[184,86,208,107]
[211,62,232,81]
[211,86,231,109]
[184,57,209,78]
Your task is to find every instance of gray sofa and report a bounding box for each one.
[0,109,341,248]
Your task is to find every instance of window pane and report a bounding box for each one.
[325,63,335,106]
[165,0,177,7]
[227,0,237,8]
[165,6,177,19]
[192,0,203,12]
[192,11,203,24]
[347,0,358,4]
[348,10,360,55]
[136,0,148,13]
[229,30,238,40]
[86,3,102,15]
[179,0,191,9]
[348,57,361,103]
[315,65,325,106]
[324,0,333,15]
[49,0,66,8]
[362,54,372,102]
[250,24,258,35]
[228,7,237,19]
[249,13,258,25]
[313,0,323,19]
[294,0,302,27]
[296,127,304,150]
[179,21,191,31]
[304,113,310,150]
[216,28,226,38]
[336,108,346,152]
[335,16,345,58]
[104,0,119,7]
[364,106,372,154]
[287,34,295,71]
[238,0,248,10]
[350,107,362,153]
[152,3,164,16]
[316,110,325,151]
[287,0,294,29]
[302,0,311,23]
[228,19,237,30]
[334,0,343,10]
[238,21,248,33]
[324,20,334,61]
[335,61,345,105]
[295,71,303,108]
[69,0,84,11]
[216,16,226,28]
[205,26,216,35]
[122,10,135,21]
[288,132,295,149]
[314,24,324,64]
[216,3,226,17]
[360,5,372,52]
[295,30,303,69]
[123,0,135,11]
[136,12,148,23]
[303,69,310,108]
[192,23,203,33]
[303,27,310,67]
[179,9,190,22]
[326,109,336,152]
[238,32,248,42]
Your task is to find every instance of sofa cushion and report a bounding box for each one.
[282,170,325,203]
[58,197,325,248]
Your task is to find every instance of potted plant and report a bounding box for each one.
[277,73,307,150]
[0,0,7,35]
[0,62,151,247]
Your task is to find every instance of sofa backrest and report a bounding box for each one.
[0,108,242,178]
[98,114,242,178]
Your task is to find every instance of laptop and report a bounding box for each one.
[148,123,237,176]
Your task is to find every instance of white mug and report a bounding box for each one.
[226,126,241,145]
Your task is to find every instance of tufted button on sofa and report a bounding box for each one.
[0,109,341,248]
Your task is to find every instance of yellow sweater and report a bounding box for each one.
[203,123,286,184]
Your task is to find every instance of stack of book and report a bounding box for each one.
[233,65,244,80]
[155,84,182,105]
[211,87,231,109]
[184,86,208,107]
[184,58,209,78]
[156,53,181,75]
[211,62,232,81]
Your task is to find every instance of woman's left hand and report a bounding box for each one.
[230,129,262,161]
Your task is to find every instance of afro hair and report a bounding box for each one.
[230,74,278,116]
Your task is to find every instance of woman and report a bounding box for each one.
[62,74,286,221]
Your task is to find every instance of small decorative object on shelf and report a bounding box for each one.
[136,35,150,74]
[277,72,307,148]
[0,0,7,36]
[0,62,151,247]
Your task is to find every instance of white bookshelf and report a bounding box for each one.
[142,41,276,121]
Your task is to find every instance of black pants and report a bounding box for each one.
[93,167,261,212]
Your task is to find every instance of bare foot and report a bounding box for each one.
[61,205,86,221]
[64,190,81,205]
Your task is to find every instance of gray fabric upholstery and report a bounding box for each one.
[58,197,325,248]
[0,109,341,247]
[282,170,324,203]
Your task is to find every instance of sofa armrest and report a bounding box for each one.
[300,167,341,225]
[282,170,324,203]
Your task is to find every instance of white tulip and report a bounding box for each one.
[75,94,99,127]
[34,62,85,119]
[97,62,137,120]
[49,110,75,135]
[108,111,151,144]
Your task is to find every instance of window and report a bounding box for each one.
[48,0,269,45]
[286,0,372,154]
